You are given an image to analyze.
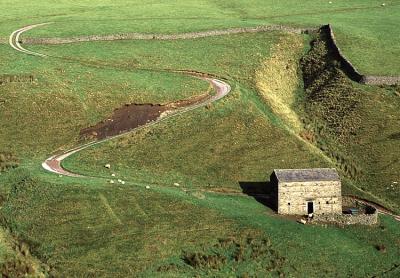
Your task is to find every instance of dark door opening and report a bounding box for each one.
[307,201,314,214]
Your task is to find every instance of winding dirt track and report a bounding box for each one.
[9,23,400,222]
[9,23,52,57]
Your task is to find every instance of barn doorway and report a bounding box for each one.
[307,201,314,214]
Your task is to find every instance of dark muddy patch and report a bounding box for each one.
[80,92,211,140]
[80,104,168,140]
[388,132,400,140]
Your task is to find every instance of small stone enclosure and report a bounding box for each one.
[271,168,342,215]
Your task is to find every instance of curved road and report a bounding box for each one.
[9,23,52,57]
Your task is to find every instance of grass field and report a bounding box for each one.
[0,0,399,276]
[1,0,399,75]
[0,43,208,158]
[60,32,330,190]
[1,168,399,277]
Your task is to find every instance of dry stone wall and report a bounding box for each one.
[18,25,316,45]
[0,74,34,85]
[2,23,398,85]
[322,24,400,85]
[361,76,400,85]
[313,208,378,226]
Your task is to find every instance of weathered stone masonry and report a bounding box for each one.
[272,168,342,215]
[313,208,378,225]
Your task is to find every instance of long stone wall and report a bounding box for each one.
[16,25,316,45]
[322,24,400,86]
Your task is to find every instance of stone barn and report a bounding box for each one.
[271,168,342,215]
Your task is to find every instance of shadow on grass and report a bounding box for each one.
[239,180,277,212]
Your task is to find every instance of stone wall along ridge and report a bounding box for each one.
[19,25,317,45]
[322,24,400,85]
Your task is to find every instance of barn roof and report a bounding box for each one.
[273,168,340,183]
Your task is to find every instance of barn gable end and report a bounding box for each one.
[272,168,342,215]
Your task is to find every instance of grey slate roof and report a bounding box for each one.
[273,168,340,183]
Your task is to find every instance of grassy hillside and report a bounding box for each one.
[61,32,330,190]
[0,44,208,158]
[2,0,399,75]
[0,1,399,276]
[0,168,398,277]
[298,31,400,212]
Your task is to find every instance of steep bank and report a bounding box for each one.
[298,30,400,212]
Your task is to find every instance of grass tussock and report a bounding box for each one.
[0,152,19,172]
[158,230,286,276]
[255,34,304,132]
[0,228,48,277]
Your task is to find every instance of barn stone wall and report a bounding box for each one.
[278,181,342,215]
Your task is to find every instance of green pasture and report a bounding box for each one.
[1,0,399,75]
[0,168,399,276]
[0,1,399,276]
[0,43,208,159]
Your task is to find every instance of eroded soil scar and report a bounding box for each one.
[80,92,210,140]
[80,103,168,140]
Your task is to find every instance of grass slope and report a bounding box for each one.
[299,32,400,212]
[1,169,399,277]
[61,32,329,190]
[0,44,208,159]
[0,3,399,276]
